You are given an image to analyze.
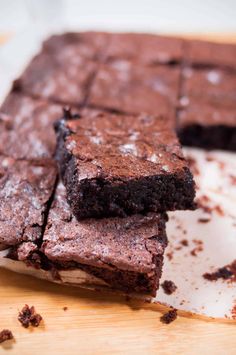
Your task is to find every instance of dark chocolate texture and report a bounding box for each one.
[55,111,195,219]
[42,182,168,296]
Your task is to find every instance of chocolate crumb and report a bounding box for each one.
[0,330,13,344]
[18,305,42,328]
[63,307,68,311]
[203,267,233,281]
[232,304,236,320]
[198,218,211,223]
[161,280,177,295]
[160,309,177,324]
[180,239,189,247]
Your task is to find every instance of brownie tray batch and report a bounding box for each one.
[0,31,236,296]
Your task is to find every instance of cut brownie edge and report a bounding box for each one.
[178,124,236,151]
[63,155,195,219]
[55,112,196,219]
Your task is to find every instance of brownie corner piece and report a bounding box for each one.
[42,182,168,296]
[55,110,195,219]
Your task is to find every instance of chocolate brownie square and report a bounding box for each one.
[177,99,236,150]
[88,61,180,120]
[42,31,109,61]
[55,110,195,219]
[14,51,97,106]
[0,93,63,159]
[42,182,168,296]
[104,33,183,65]
[0,156,57,248]
[181,67,236,108]
[178,67,236,150]
[184,39,236,70]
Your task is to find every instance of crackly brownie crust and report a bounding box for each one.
[42,182,168,296]
[178,67,236,150]
[184,39,236,70]
[104,32,183,65]
[55,110,195,219]
[0,155,57,248]
[88,61,180,119]
[0,92,63,159]
[13,51,97,106]
[42,31,110,61]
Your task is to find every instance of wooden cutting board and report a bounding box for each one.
[1,33,236,355]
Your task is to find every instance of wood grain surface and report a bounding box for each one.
[0,33,236,355]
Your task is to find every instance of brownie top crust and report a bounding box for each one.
[42,31,110,61]
[104,33,183,65]
[178,98,236,127]
[184,39,236,70]
[0,92,63,159]
[14,51,97,106]
[181,67,236,109]
[88,61,180,119]
[42,182,168,274]
[56,111,188,180]
[0,156,57,247]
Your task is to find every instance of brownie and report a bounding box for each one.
[184,39,236,70]
[42,182,168,296]
[178,67,236,150]
[55,110,195,219]
[14,51,97,106]
[0,155,57,248]
[104,33,183,65]
[181,67,236,108]
[178,99,236,150]
[0,92,63,159]
[88,61,180,120]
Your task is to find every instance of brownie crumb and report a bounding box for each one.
[63,307,68,311]
[161,280,177,295]
[198,218,211,223]
[203,260,236,283]
[232,304,236,320]
[0,330,13,344]
[18,305,42,328]
[160,309,177,324]
[180,239,189,247]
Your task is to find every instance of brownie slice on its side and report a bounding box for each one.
[177,67,236,150]
[0,155,57,250]
[0,92,63,159]
[87,61,180,121]
[41,182,168,296]
[55,110,195,219]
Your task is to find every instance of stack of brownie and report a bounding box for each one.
[0,32,235,296]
